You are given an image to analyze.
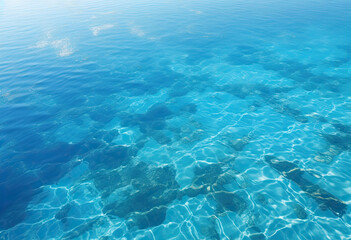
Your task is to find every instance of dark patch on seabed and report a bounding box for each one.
[265,155,347,217]
[0,141,88,230]
[102,163,180,230]
[1,39,350,238]
[55,202,76,224]
[120,101,201,145]
[62,216,106,240]
[120,103,173,144]
[182,153,266,239]
[217,82,308,124]
[228,45,348,93]
[71,131,268,239]
[293,204,308,219]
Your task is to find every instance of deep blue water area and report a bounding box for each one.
[1,0,351,239]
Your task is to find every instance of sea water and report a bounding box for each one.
[0,0,351,239]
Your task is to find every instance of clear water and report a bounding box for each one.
[0,0,351,239]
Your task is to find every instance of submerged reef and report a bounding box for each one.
[293,204,308,219]
[198,218,221,240]
[120,103,173,144]
[228,45,347,94]
[217,83,308,123]
[265,155,347,217]
[183,160,267,240]
[82,139,180,230]
[315,122,351,163]
[81,136,257,236]
[55,202,75,224]
[247,215,266,240]
[62,216,106,240]
[92,156,246,231]
[189,163,247,215]
[102,163,180,229]
[120,102,202,146]
[2,42,351,238]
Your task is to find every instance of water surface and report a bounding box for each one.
[0,0,351,239]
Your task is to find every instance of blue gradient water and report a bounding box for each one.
[1,0,351,239]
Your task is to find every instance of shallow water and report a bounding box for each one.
[0,0,351,239]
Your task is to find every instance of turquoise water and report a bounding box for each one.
[1,0,351,239]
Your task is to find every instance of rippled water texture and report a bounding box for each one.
[1,0,351,239]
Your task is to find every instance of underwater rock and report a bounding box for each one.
[86,145,141,199]
[141,69,184,94]
[189,163,247,215]
[62,216,105,240]
[322,133,351,151]
[266,99,308,123]
[247,225,266,240]
[254,193,268,206]
[121,104,173,128]
[181,103,197,114]
[265,155,347,217]
[293,204,308,219]
[261,59,314,84]
[219,83,309,124]
[314,145,341,164]
[325,82,340,93]
[87,145,135,170]
[180,185,209,198]
[193,164,224,187]
[121,103,174,144]
[142,120,166,131]
[187,129,205,143]
[89,106,116,124]
[248,231,266,240]
[169,82,191,97]
[150,131,172,145]
[91,147,247,231]
[140,104,173,122]
[315,132,351,163]
[127,206,168,230]
[331,122,351,135]
[93,161,148,199]
[229,135,252,152]
[221,84,250,99]
[102,165,180,229]
[55,203,74,223]
[250,101,263,111]
[309,113,327,122]
[177,124,204,145]
[210,191,247,215]
[92,129,119,143]
[245,214,266,240]
[199,218,221,240]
